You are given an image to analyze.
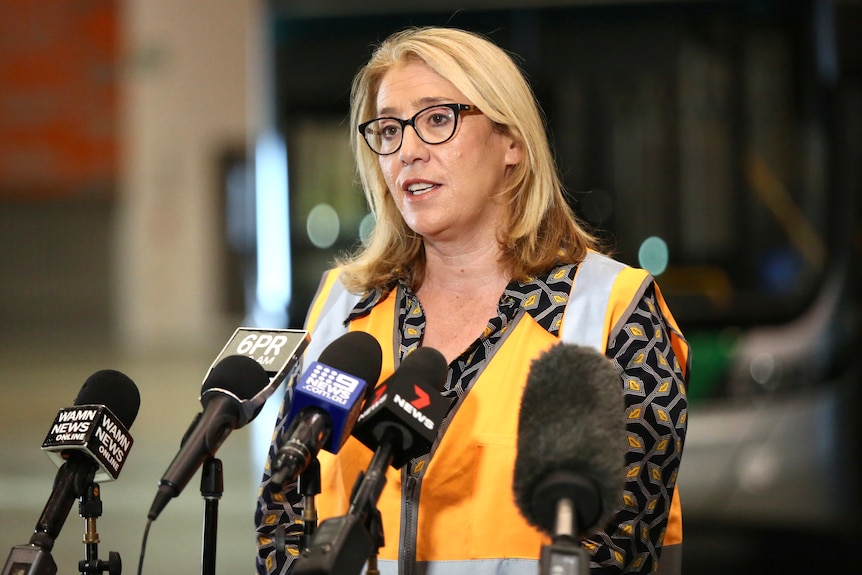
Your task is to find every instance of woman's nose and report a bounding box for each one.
[398,125,428,163]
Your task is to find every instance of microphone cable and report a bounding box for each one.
[136,518,154,575]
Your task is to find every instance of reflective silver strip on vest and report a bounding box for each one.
[654,542,682,575]
[302,275,358,366]
[560,251,627,352]
[308,252,626,361]
[369,545,678,575]
[374,558,538,575]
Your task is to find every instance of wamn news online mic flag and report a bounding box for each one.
[3,370,141,575]
[41,402,133,483]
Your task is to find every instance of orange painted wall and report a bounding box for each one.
[0,0,118,199]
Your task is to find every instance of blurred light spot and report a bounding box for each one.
[306,203,340,249]
[254,131,290,327]
[638,236,669,276]
[736,445,780,493]
[761,247,802,295]
[750,353,776,388]
[359,212,376,243]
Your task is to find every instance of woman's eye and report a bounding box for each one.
[380,125,400,139]
[428,113,449,126]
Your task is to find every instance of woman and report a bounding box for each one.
[255,26,689,575]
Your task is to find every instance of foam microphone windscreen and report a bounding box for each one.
[197,353,271,429]
[352,346,449,469]
[74,369,141,428]
[201,354,271,405]
[317,331,383,402]
[513,343,626,537]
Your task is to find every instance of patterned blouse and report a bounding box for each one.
[255,262,688,574]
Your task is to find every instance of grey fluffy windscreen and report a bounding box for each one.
[513,342,626,536]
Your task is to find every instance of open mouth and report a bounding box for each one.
[406,182,437,196]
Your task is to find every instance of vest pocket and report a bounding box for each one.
[471,434,545,559]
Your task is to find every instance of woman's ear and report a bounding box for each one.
[504,136,523,167]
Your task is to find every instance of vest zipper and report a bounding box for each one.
[399,469,420,575]
[395,308,528,573]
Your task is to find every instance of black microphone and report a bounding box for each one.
[205,327,310,425]
[350,346,450,469]
[40,370,139,485]
[34,370,140,551]
[148,354,269,520]
[512,343,626,575]
[270,331,383,486]
[2,369,140,575]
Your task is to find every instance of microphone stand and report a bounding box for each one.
[77,484,121,575]
[200,458,223,575]
[276,458,322,556]
[2,458,105,575]
[538,500,588,575]
[297,459,321,551]
[293,429,397,575]
[536,471,595,575]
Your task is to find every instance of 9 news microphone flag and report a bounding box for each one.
[270,331,383,486]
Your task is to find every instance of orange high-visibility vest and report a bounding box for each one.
[302,252,687,575]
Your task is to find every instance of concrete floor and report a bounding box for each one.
[0,332,278,575]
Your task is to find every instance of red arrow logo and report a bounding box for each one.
[410,385,430,410]
[373,384,386,402]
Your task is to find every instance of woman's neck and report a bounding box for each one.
[414,240,510,363]
[419,238,509,296]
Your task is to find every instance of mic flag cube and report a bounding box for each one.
[288,360,369,453]
[206,327,310,426]
[41,404,133,483]
[210,327,309,382]
[353,375,450,469]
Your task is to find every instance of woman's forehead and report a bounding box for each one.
[374,61,467,115]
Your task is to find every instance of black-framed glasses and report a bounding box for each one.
[358,103,478,156]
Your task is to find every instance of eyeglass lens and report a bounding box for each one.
[363,105,459,155]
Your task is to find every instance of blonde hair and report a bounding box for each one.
[338,27,598,293]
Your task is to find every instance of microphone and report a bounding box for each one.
[270,331,383,486]
[5,369,140,569]
[293,347,449,575]
[512,343,626,575]
[205,327,310,425]
[148,354,270,521]
[40,370,138,484]
[35,370,140,550]
[351,346,450,469]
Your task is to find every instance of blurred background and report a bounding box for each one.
[1,0,860,574]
